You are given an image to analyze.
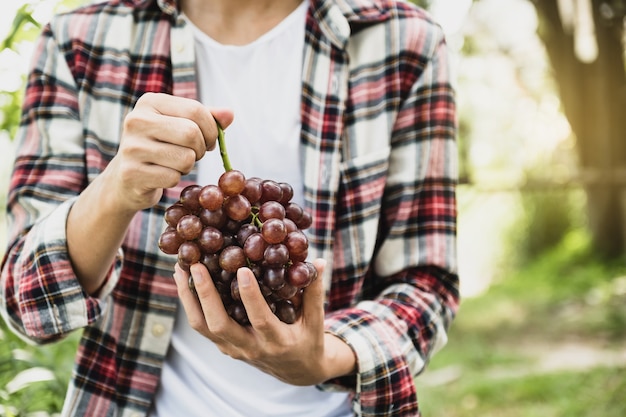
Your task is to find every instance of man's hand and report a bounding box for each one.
[68,93,233,295]
[173,259,357,386]
[103,92,233,214]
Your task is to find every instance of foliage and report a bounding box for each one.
[507,186,586,265]
[0,3,40,140]
[0,0,86,140]
[2,1,623,416]
[0,319,79,416]
[417,228,626,416]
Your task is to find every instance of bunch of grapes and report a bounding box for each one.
[157,124,316,325]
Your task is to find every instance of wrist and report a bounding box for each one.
[322,332,357,381]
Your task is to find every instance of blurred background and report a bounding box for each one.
[1,0,625,415]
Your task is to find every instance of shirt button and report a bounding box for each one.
[152,323,166,338]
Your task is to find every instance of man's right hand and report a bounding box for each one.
[104,92,234,214]
[67,93,233,294]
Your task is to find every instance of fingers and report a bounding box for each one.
[173,263,210,334]
[130,92,234,158]
[188,263,250,346]
[237,267,279,332]
[301,259,326,329]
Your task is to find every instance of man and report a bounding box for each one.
[0,0,459,415]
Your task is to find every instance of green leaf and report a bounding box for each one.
[1,4,41,51]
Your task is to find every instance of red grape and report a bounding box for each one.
[261,218,287,244]
[258,201,285,222]
[177,214,203,240]
[223,194,252,221]
[260,180,282,203]
[219,246,247,273]
[159,169,316,325]
[199,185,224,210]
[197,226,224,254]
[158,229,184,255]
[164,204,189,228]
[179,185,203,213]
[178,241,201,266]
[219,170,246,196]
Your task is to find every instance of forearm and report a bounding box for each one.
[67,171,136,295]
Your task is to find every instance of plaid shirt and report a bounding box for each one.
[0,0,459,416]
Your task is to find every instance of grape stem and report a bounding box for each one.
[216,121,232,172]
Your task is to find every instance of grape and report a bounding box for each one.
[286,261,315,288]
[289,289,304,310]
[224,218,242,235]
[158,168,317,325]
[178,241,201,266]
[199,185,224,210]
[284,231,308,257]
[217,269,235,285]
[219,246,247,273]
[231,278,241,301]
[242,177,263,204]
[200,253,221,276]
[236,223,259,246]
[227,302,249,325]
[158,229,184,255]
[275,282,298,299]
[278,182,294,205]
[283,218,298,233]
[179,185,203,213]
[290,249,308,263]
[296,211,313,230]
[177,215,203,240]
[258,201,285,222]
[263,267,286,291]
[197,226,224,254]
[261,218,287,244]
[199,207,227,229]
[285,202,303,223]
[264,243,290,266]
[260,180,283,203]
[219,170,246,196]
[275,300,297,324]
[165,204,189,228]
[243,233,267,262]
[224,194,252,221]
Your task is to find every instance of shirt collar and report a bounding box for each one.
[309,0,388,49]
[121,0,178,15]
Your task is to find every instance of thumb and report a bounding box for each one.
[210,108,235,130]
[301,258,326,326]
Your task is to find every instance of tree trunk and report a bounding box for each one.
[532,0,626,257]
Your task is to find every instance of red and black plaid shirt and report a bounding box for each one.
[1,0,459,415]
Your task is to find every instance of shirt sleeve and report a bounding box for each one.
[0,23,121,344]
[320,27,460,417]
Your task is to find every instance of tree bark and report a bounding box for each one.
[532,0,626,257]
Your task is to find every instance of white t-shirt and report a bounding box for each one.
[149,3,352,416]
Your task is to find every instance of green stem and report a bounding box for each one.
[216,121,232,172]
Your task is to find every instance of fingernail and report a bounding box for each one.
[190,271,203,285]
[237,268,251,287]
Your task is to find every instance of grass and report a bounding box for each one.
[416,229,626,417]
